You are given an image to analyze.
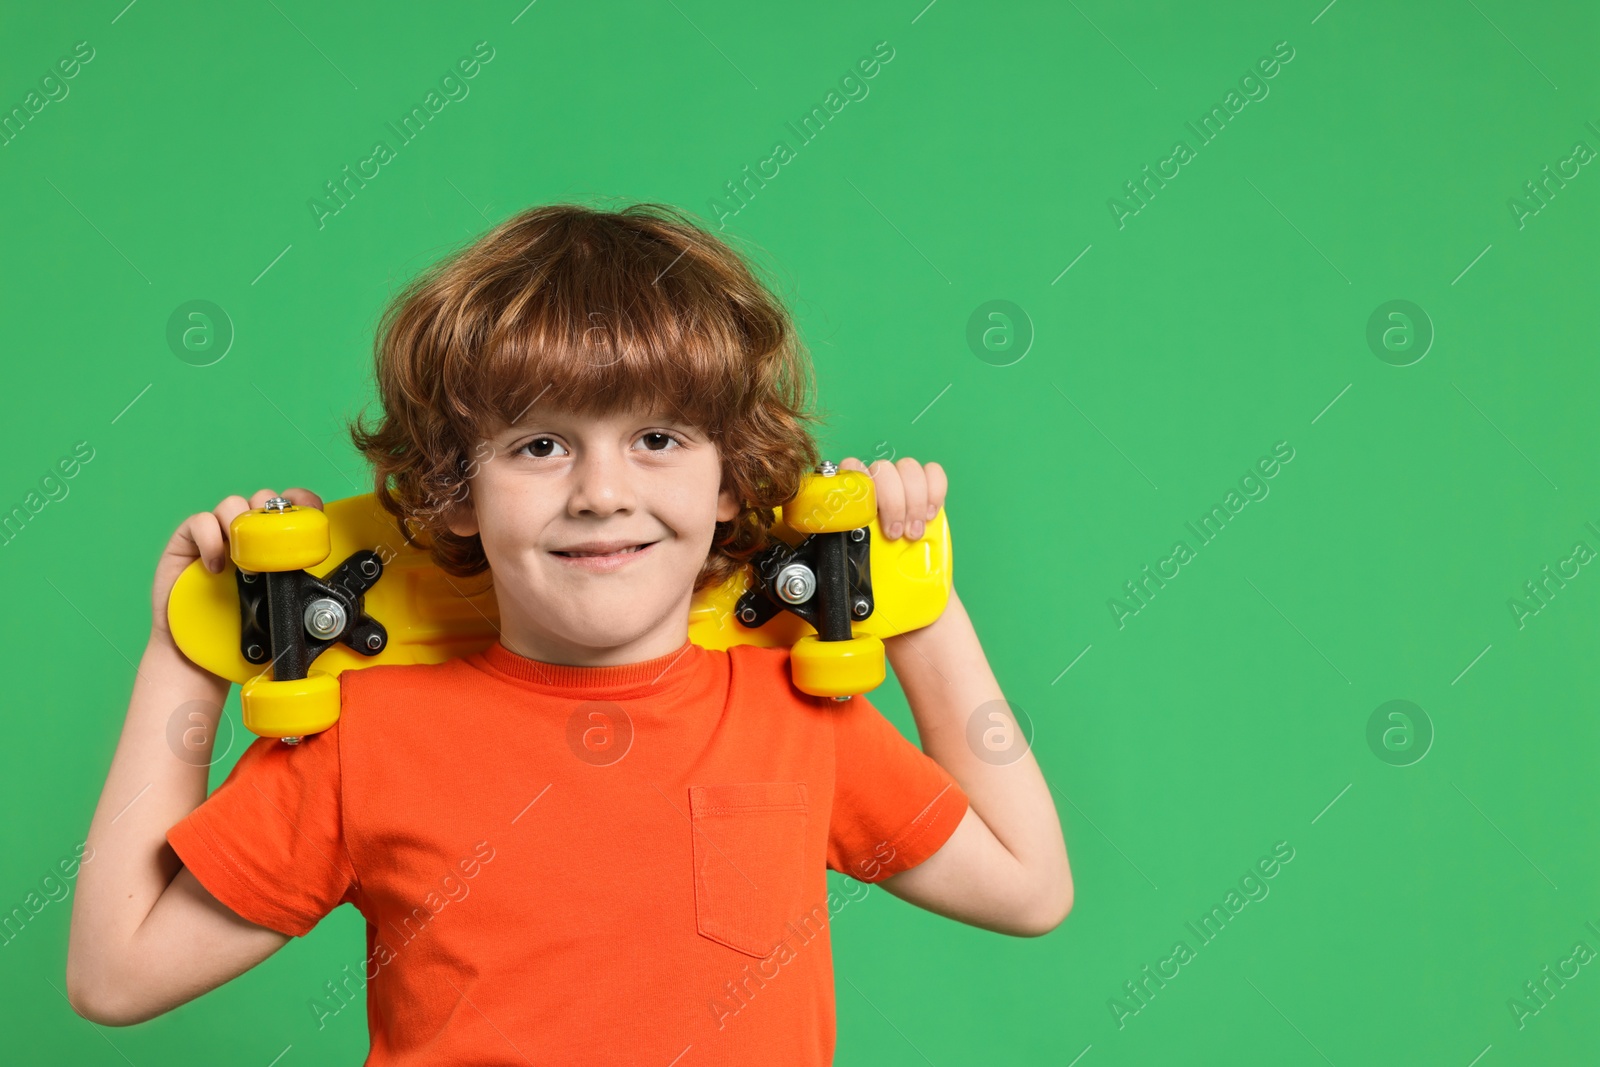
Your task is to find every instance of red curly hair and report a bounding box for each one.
[348,201,822,593]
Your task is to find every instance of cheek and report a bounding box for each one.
[478,489,554,559]
[662,459,732,531]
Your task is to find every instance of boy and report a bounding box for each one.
[67,203,1071,1064]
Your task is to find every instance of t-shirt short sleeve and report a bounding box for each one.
[827,692,970,883]
[165,720,357,937]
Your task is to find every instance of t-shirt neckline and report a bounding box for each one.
[474,638,706,697]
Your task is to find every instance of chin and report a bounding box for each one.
[557,615,654,650]
[538,599,678,652]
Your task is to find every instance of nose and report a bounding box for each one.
[565,442,636,519]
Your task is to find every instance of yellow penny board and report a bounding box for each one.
[167,492,952,686]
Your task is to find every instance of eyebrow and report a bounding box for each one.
[498,413,706,438]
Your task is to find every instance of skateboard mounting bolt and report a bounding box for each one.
[263,496,291,513]
[281,736,302,745]
[832,695,850,702]
[359,558,379,578]
[817,461,837,477]
[775,563,816,604]
[852,598,870,618]
[304,597,347,639]
[737,606,759,625]
[366,633,384,651]
[240,571,258,583]
[246,644,264,660]
[849,528,866,542]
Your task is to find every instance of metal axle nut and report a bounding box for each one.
[303,597,347,639]
[774,563,816,605]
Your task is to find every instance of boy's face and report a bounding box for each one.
[446,402,741,666]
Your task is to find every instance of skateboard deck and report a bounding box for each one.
[167,491,952,688]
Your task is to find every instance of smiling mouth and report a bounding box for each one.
[551,543,656,558]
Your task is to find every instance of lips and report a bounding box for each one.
[550,537,656,563]
[549,540,658,571]
[553,544,650,557]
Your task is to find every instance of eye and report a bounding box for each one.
[637,431,684,452]
[516,436,569,459]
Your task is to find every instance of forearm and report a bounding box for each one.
[885,589,1069,901]
[68,633,227,996]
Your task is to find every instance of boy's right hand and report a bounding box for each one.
[150,487,324,643]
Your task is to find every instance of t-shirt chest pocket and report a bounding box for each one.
[687,782,809,958]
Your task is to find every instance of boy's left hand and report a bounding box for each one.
[837,457,947,541]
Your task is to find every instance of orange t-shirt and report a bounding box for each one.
[166,639,969,1065]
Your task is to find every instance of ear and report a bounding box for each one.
[715,485,742,524]
[442,498,479,538]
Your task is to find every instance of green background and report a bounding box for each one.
[3,0,1597,1063]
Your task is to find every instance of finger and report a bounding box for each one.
[896,458,929,539]
[837,457,870,474]
[869,458,906,539]
[923,462,948,519]
[213,494,250,527]
[212,495,252,551]
[185,513,228,573]
[247,488,281,509]
[281,487,325,510]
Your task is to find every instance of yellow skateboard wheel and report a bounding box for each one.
[785,470,876,534]
[241,670,340,739]
[230,504,331,572]
[789,634,885,698]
